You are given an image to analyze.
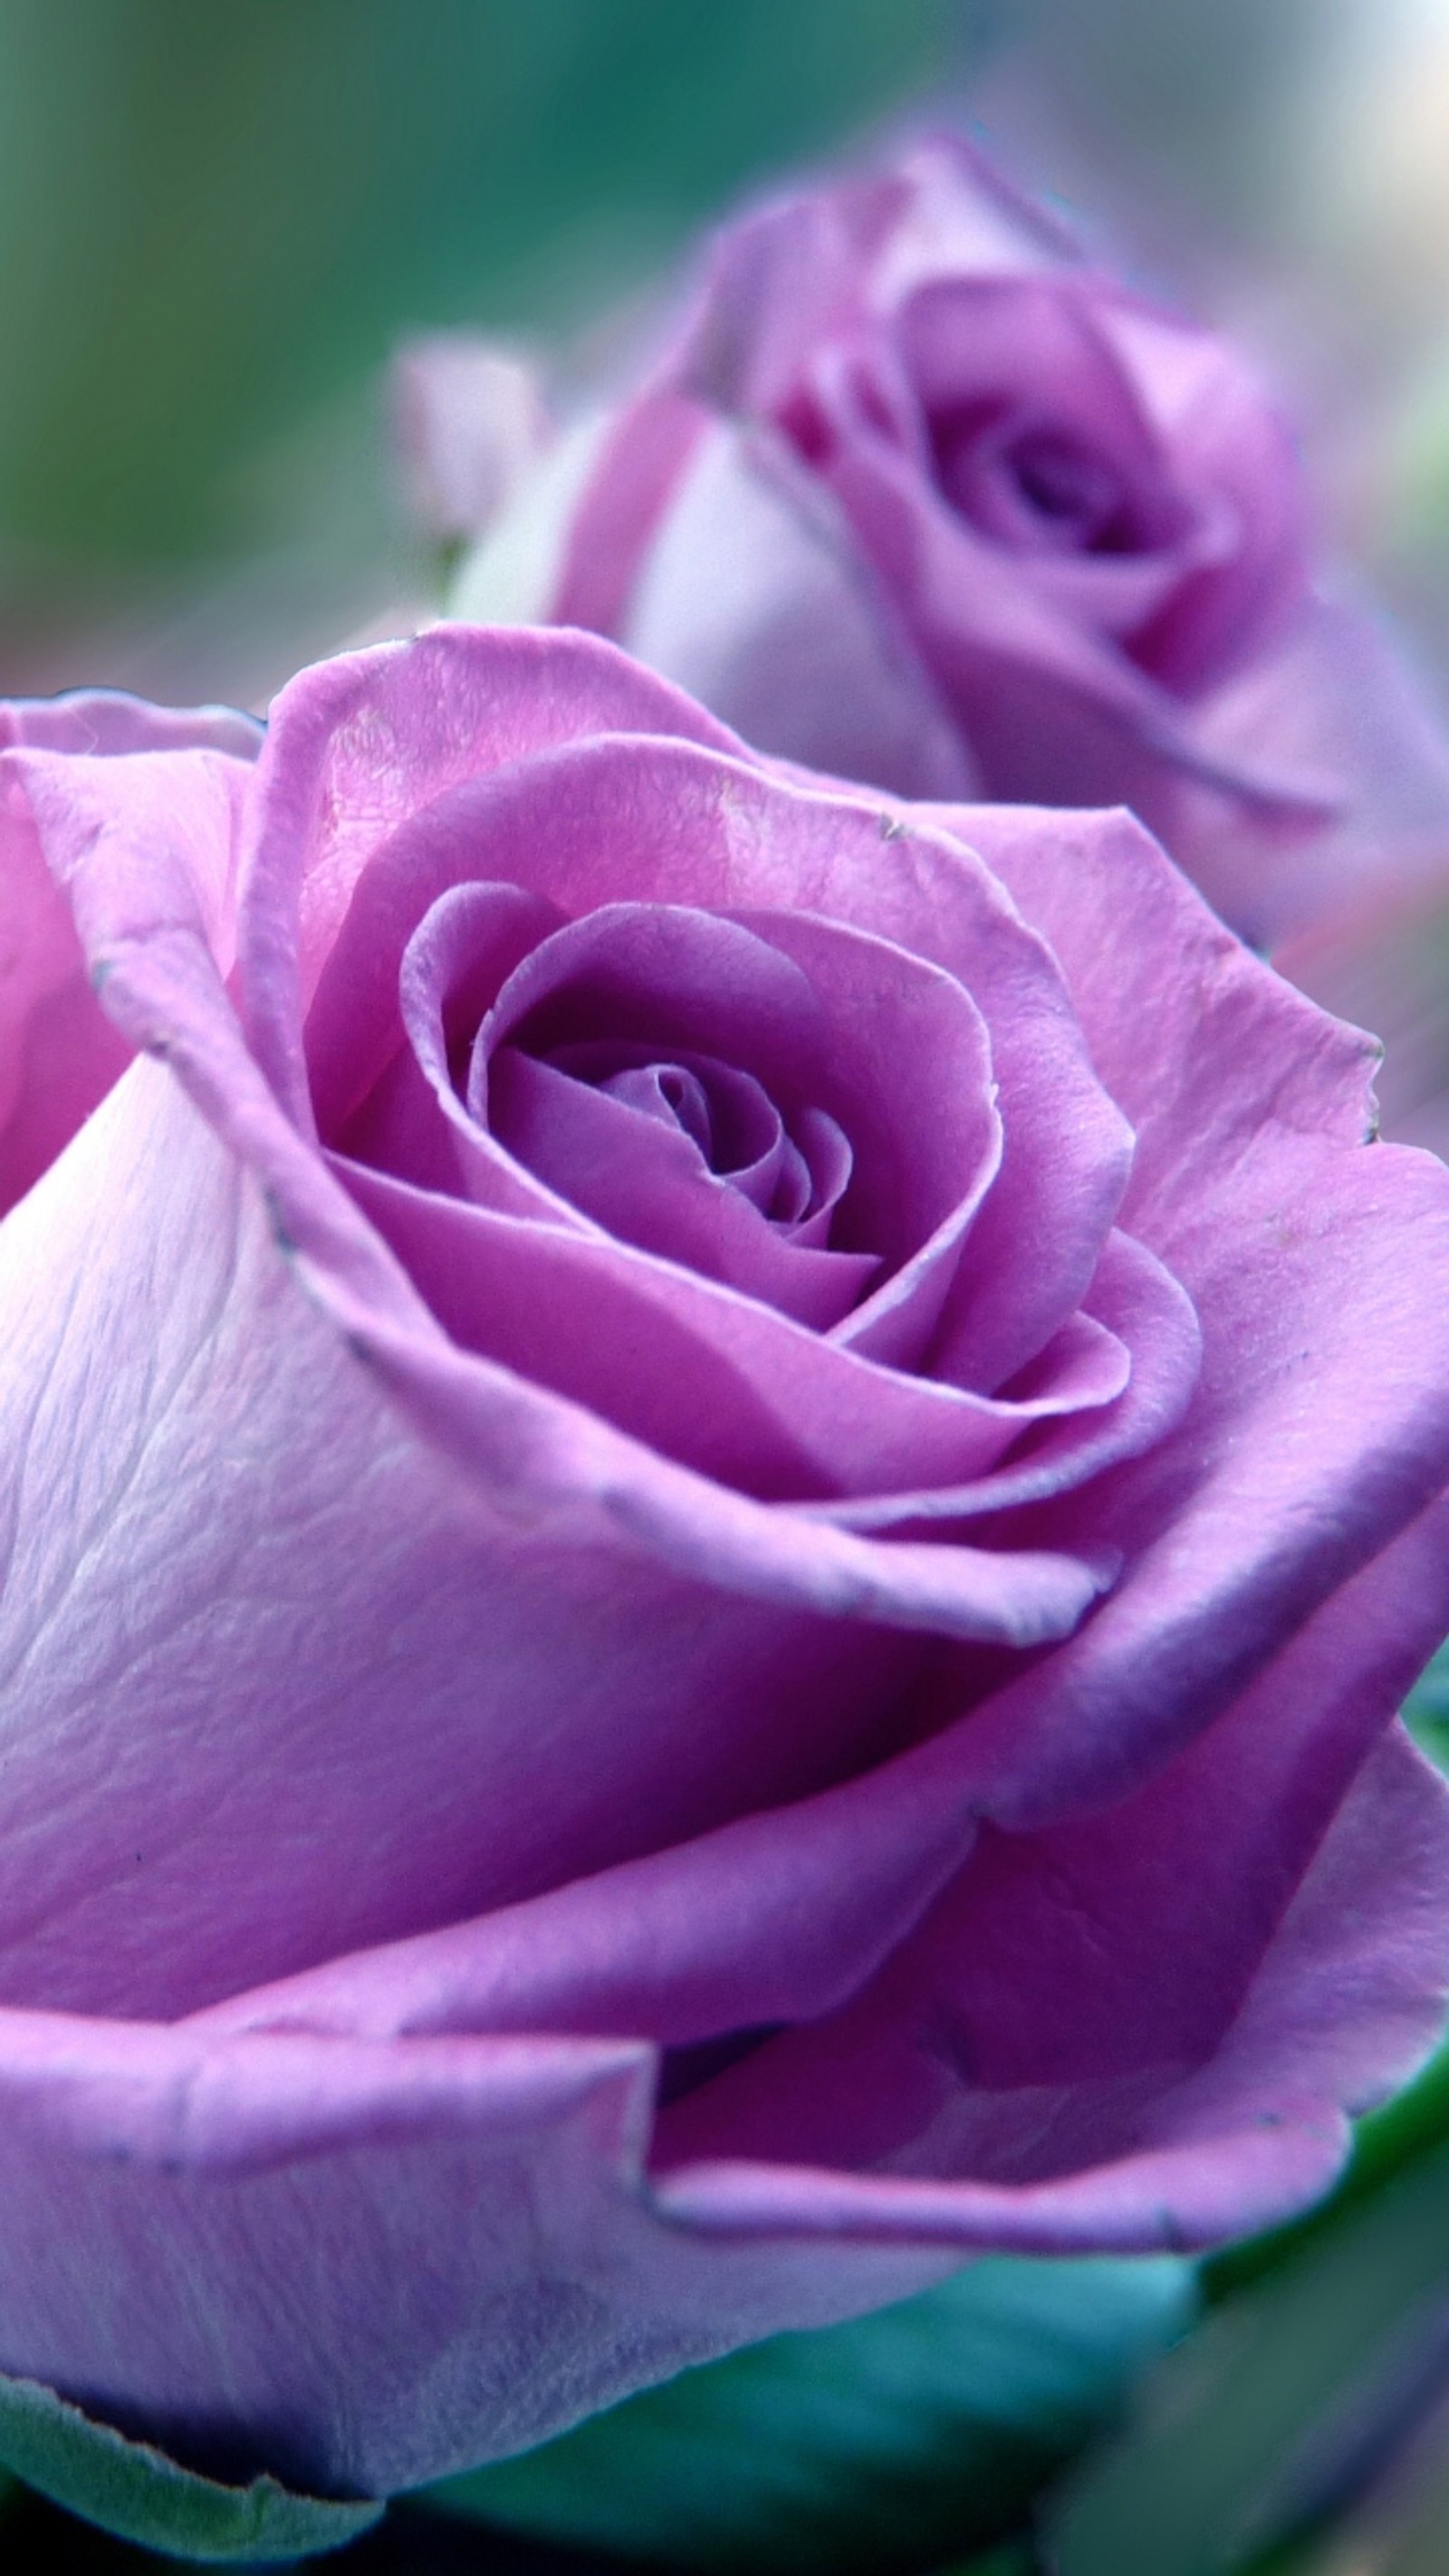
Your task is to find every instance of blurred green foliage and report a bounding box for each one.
[1051,2140,1449,2574]
[0,0,979,592]
[1037,1648,1449,2576]
[0,2367,379,2561]
[422,2255,1191,2575]
[1209,1641,1449,2303]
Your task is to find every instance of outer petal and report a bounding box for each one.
[864,133,1082,303]
[0,691,262,765]
[449,409,617,628]
[0,1723,1438,2499]
[0,2011,960,2497]
[551,389,711,636]
[391,334,551,549]
[1195,589,1449,948]
[0,694,259,1216]
[654,1715,1449,2250]
[904,801,1449,1814]
[196,1503,1449,2156]
[650,1495,1449,2176]
[938,800,1381,1182]
[677,188,872,423]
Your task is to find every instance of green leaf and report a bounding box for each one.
[1404,1637,1449,1775]
[1047,2136,1449,2576]
[927,2548,1041,2575]
[0,2368,382,2562]
[418,2254,1194,2576]
[1207,2023,1449,2304]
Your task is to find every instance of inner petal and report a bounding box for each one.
[486,1043,877,1331]
[391,889,1002,1364]
[605,1058,717,1157]
[557,1042,785,1213]
[474,899,999,1293]
[934,407,1140,557]
[554,1039,853,1235]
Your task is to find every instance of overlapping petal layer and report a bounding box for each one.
[0,625,1444,2504]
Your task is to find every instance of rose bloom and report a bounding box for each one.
[0,628,1448,2501]
[437,137,1449,952]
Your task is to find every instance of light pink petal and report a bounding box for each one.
[552,389,709,633]
[617,417,978,799]
[242,626,754,1129]
[1195,588,1449,947]
[391,333,552,548]
[0,697,258,1216]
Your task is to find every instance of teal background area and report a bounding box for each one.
[0,0,988,685]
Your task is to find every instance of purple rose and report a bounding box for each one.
[440,138,1449,948]
[1,625,1449,2499]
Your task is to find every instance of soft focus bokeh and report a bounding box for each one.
[5,5,1449,2571]
[0,0,980,701]
[4,0,1449,719]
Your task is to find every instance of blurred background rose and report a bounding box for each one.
[1,0,1447,721]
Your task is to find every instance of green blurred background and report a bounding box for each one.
[0,0,985,695]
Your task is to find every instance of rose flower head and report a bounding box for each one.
[436,134,1449,951]
[0,628,1447,2504]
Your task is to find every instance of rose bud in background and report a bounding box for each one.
[416,134,1449,956]
[0,626,1446,2514]
[392,335,550,563]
